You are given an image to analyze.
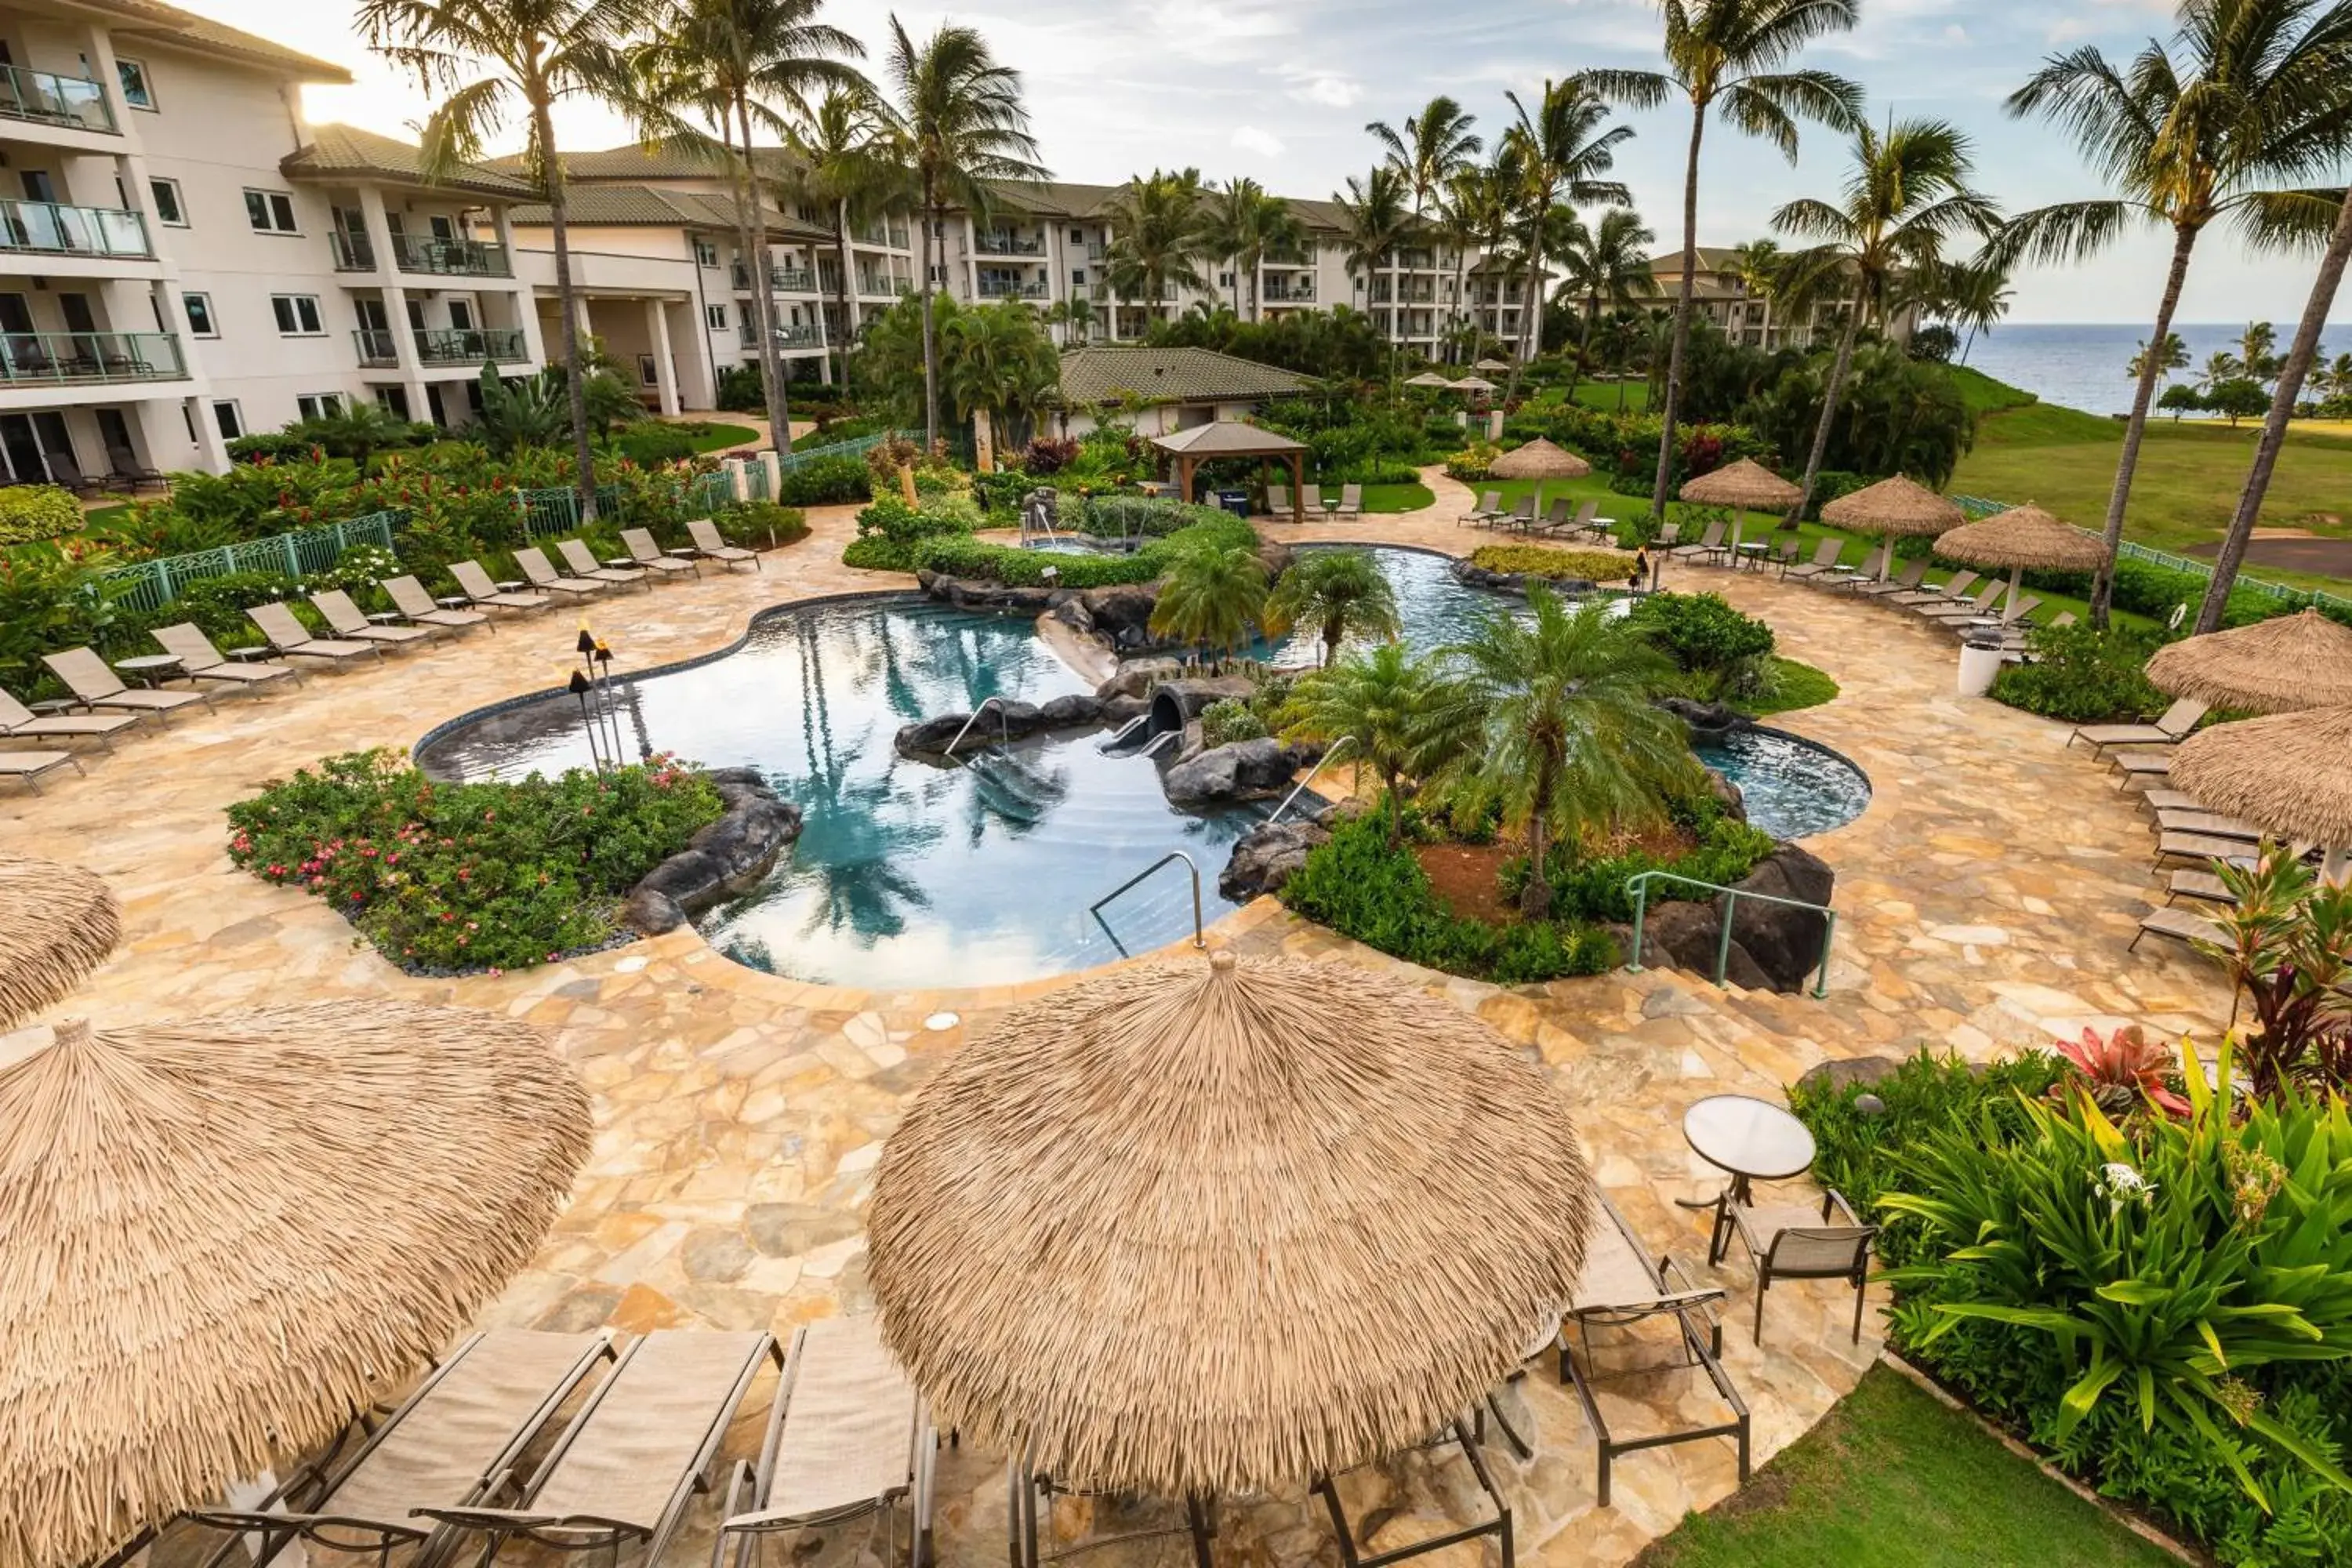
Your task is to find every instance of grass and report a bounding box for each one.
[1359,481,1438,514]
[1736,656,1839,717]
[1633,1365,2179,1568]
[685,422,759,453]
[1526,379,1652,414]
[80,501,132,528]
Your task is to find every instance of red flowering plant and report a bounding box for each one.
[2049,1025,2193,1120]
[226,748,724,972]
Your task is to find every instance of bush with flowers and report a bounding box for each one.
[227,748,724,973]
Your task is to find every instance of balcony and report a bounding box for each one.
[391,234,510,278]
[731,263,819,292]
[416,328,528,364]
[853,222,909,249]
[0,64,114,134]
[354,328,397,366]
[972,231,1043,256]
[331,232,375,271]
[739,322,825,350]
[0,330,183,385]
[1261,280,1316,303]
[977,278,1049,300]
[857,274,912,297]
[1263,250,1312,268]
[0,199,150,260]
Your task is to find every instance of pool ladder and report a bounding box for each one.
[1088,850,1204,956]
[943,696,1014,764]
[1097,713,1180,759]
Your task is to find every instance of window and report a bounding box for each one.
[116,57,154,109]
[180,404,196,443]
[212,401,243,441]
[1218,271,1234,289]
[244,189,299,234]
[705,303,727,331]
[270,294,323,336]
[1071,269,1086,287]
[1070,227,1083,245]
[296,393,343,420]
[149,177,185,227]
[636,353,658,385]
[447,300,474,331]
[692,238,719,267]
[180,292,215,337]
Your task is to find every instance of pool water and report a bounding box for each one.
[1693,728,1871,839]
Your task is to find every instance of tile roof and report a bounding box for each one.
[283,125,535,199]
[94,0,351,82]
[1058,346,1315,406]
[508,184,833,242]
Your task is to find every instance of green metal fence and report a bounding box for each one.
[1950,492,2352,619]
[782,431,886,469]
[96,512,401,615]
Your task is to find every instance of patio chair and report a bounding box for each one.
[151,623,302,689]
[687,518,760,572]
[184,1330,616,1568]
[1313,1422,1510,1568]
[1888,568,1976,608]
[247,602,381,667]
[1709,1188,1876,1345]
[2165,868,2237,906]
[1669,520,1726,562]
[451,559,555,614]
[1852,559,1928,597]
[1780,538,1846,582]
[0,687,140,750]
[2067,697,2209,755]
[1501,495,1537,533]
[1266,482,1294,519]
[1651,521,1682,549]
[2155,830,2263,868]
[1915,581,2002,622]
[1764,537,1801,574]
[311,589,437,650]
[621,528,700,580]
[42,647,215,720]
[0,750,82,790]
[1301,483,1325,515]
[2111,749,2175,788]
[1824,544,1887,590]
[383,575,492,633]
[712,1316,936,1568]
[1579,500,1616,539]
[418,1330,783,1568]
[1334,482,1363,519]
[1459,488,1502,528]
[1011,1444,1215,1568]
[1533,497,1577,536]
[557,537,652,593]
[1939,593,2041,635]
[514,545,605,600]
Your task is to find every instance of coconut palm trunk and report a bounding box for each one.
[537,99,598,523]
[1520,750,1559,917]
[2093,223,2198,625]
[832,199,858,388]
[734,94,792,456]
[1787,301,1862,522]
[2200,192,2352,632]
[919,184,941,447]
[1650,106,1707,524]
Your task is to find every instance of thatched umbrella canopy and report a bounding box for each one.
[0,1001,590,1568]
[0,853,119,1032]
[1450,376,1497,395]
[868,951,1593,1499]
[1933,503,2104,615]
[1403,372,1453,388]
[1821,475,1964,581]
[2144,609,2352,715]
[2172,706,2352,879]
[1489,437,1593,513]
[1678,457,1802,511]
[1473,358,1513,372]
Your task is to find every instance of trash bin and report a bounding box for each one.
[1956,636,2005,697]
[1215,489,1251,520]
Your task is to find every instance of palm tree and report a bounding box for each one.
[2199,349,2246,390]
[1041,294,1096,344]
[2237,320,2284,385]
[2129,330,2191,387]
[1444,587,1696,918]
[1497,77,1635,401]
[1289,641,1461,846]
[786,85,905,387]
[1102,168,1210,325]
[1940,256,2013,361]
[1439,148,1519,362]
[1264,548,1402,668]
[1368,96,1482,347]
[880,16,1047,450]
[359,0,652,521]
[1587,0,1864,523]
[1196,178,1301,321]
[1559,207,1655,401]
[1149,541,1267,658]
[1334,165,1413,332]
[1772,117,1998,520]
[942,302,1057,456]
[1994,0,2352,626]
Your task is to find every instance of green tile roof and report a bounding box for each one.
[1058,346,1316,406]
[283,125,535,200]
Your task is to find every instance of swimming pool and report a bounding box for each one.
[1693,728,1871,839]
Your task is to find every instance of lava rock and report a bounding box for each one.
[1037,692,1104,727]
[1726,844,1835,990]
[918,573,1065,613]
[1147,677,1258,734]
[1101,694,1151,725]
[895,699,1047,754]
[1162,737,1314,805]
[1657,697,1750,742]
[625,774,803,935]
[1794,1055,1905,1096]
[1704,767,1748,822]
[1219,818,1330,901]
[1097,657,1185,700]
[1628,901,1779,991]
[1081,584,1159,641]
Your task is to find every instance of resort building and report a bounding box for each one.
[1054,344,1316,437]
[1647,245,1919,350]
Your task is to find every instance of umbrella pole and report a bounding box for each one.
[1879,535,1892,582]
[2325,847,2350,887]
[2007,564,2021,617]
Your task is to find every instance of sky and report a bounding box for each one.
[245,0,2349,325]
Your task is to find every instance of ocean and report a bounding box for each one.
[1958,321,2344,417]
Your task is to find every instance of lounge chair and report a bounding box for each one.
[1532,497,1577,536]
[384,575,492,633]
[1940,593,2041,635]
[621,528,699,580]
[42,647,215,720]
[2154,808,2259,840]
[2067,698,2209,755]
[1764,537,1801,574]
[515,545,604,600]
[1301,483,1325,515]
[1580,499,1617,539]
[1889,568,1977,608]
[557,537,652,593]
[246,602,380,666]
[1460,488,1502,528]
[1651,521,1682,549]
[712,1316,935,1568]
[1853,560,1929,597]
[1916,581,2002,621]
[312,590,437,650]
[0,688,140,750]
[1266,482,1294,519]
[2156,830,2263,867]
[2165,869,2237,906]
[2111,749,2175,789]
[452,559,555,614]
[1709,1188,1876,1345]
[687,518,760,572]
[1780,538,1846,583]
[151,623,302,689]
[1501,495,1537,533]
[1334,483,1363,519]
[2131,903,2221,953]
[0,750,82,790]
[419,1330,783,1568]
[1671,520,1726,562]
[185,1331,615,1567]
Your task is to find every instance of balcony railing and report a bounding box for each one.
[354,328,397,366]
[331,232,376,271]
[416,328,528,364]
[857,274,912,296]
[853,222,909,248]
[0,64,114,133]
[731,262,820,292]
[392,234,510,277]
[973,232,1042,256]
[0,199,150,260]
[739,322,825,350]
[1261,281,1316,303]
[0,330,183,384]
[1263,250,1312,267]
[977,278,1049,299]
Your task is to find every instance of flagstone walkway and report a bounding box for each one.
[21,474,2233,1568]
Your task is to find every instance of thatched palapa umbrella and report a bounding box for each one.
[1450,376,1497,396]
[1403,372,1452,389]
[0,1001,591,1568]
[1679,458,1804,558]
[1933,503,2104,615]
[1488,437,1593,514]
[1820,474,1963,581]
[868,951,1593,1499]
[2144,608,2352,715]
[1473,358,1513,373]
[0,852,119,1032]
[2172,706,2352,880]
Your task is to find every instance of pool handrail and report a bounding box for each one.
[1623,869,1836,999]
[1088,850,1205,951]
[1098,713,1149,753]
[1267,735,1356,826]
[944,695,1014,760]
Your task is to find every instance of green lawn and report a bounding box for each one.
[1360,481,1436,514]
[1737,657,1839,717]
[1634,1366,2179,1568]
[1526,379,1652,414]
[687,422,759,452]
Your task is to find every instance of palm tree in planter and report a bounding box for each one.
[1445,587,1695,918]
[1265,548,1403,668]
[1103,169,1210,326]
[1560,207,1657,401]
[1289,641,1461,847]
[1197,178,1304,321]
[1149,542,1268,660]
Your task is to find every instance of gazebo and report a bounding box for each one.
[1152,420,1308,522]
[2145,608,2352,715]
[1490,437,1594,515]
[0,851,118,1031]
[1933,503,2103,615]
[2172,705,2352,882]
[0,1000,592,1568]
[1820,474,1963,581]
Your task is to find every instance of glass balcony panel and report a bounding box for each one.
[0,65,115,132]
[0,330,183,383]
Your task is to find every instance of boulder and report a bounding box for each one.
[1163,738,1313,805]
[1218,818,1330,901]
[1626,901,1778,992]
[1726,844,1835,991]
[1703,766,1748,823]
[1081,583,1159,641]
[1257,540,1297,582]
[917,573,1065,614]
[895,699,1045,754]
[1657,697,1749,742]
[1037,692,1104,728]
[1794,1056,1905,1097]
[1097,657,1184,701]
[626,773,802,935]
[1101,694,1151,726]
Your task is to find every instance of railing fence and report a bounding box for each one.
[95,511,401,615]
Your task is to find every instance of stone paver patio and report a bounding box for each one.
[14,474,2232,1568]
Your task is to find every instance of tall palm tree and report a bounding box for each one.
[786,85,906,387]
[2237,320,2284,385]
[942,301,1057,456]
[1196,178,1303,321]
[1559,207,1656,401]
[1368,96,1482,346]
[1440,147,1519,362]
[1264,547,1402,667]
[1940,255,2013,361]
[1772,117,1999,520]
[1289,641,1461,847]
[2199,348,2247,390]
[1443,587,1696,918]
[1149,541,1267,658]
[359,0,653,521]
[1102,168,1210,324]
[1041,294,1095,344]
[880,16,1047,449]
[2129,330,2191,387]
[1334,165,1413,328]
[1587,0,1864,523]
[1497,77,1636,401]
[1994,0,2352,626]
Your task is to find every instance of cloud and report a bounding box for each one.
[1230,125,1287,158]
[1279,67,1363,107]
[2045,14,2097,42]
[1943,23,1969,42]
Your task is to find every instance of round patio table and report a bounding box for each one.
[1682,1094,1815,1204]
[112,653,182,688]
[1736,541,1770,570]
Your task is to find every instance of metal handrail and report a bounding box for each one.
[1097,714,1149,753]
[1137,731,1179,757]
[1088,851,1204,950]
[1267,735,1355,826]
[943,695,1014,759]
[1624,869,1836,1000]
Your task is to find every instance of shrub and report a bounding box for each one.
[1446,440,1501,481]
[1198,698,1269,746]
[710,502,808,550]
[1018,436,1081,474]
[1468,544,1637,584]
[1526,797,1778,924]
[303,543,405,599]
[226,749,724,973]
[773,453,870,506]
[140,572,307,644]
[0,485,84,545]
[1989,622,2168,723]
[613,423,698,465]
[227,431,322,464]
[1628,591,1777,699]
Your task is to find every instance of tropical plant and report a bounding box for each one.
[2198,844,2352,1097]
[1497,76,1636,397]
[474,361,569,455]
[880,16,1047,448]
[1994,0,2352,626]
[785,84,906,387]
[1332,164,1413,333]
[2052,1025,2194,1119]
[1287,641,1461,845]
[288,400,414,468]
[1937,255,2014,361]
[941,300,1058,454]
[1438,147,1521,362]
[1147,539,1267,655]
[1368,95,1482,347]
[2130,330,2191,387]
[1263,546,1402,667]
[1559,207,1656,399]
[0,485,84,546]
[1102,167,1210,318]
[1041,294,1097,344]
[1196,177,1304,321]
[358,0,648,522]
